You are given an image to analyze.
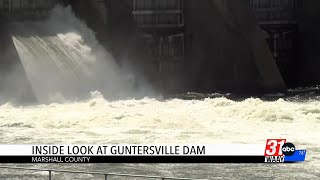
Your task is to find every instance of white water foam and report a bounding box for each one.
[0,97,319,167]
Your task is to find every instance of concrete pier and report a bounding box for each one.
[184,0,285,93]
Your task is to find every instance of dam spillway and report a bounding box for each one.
[1,0,320,102]
[8,5,154,103]
[0,1,320,179]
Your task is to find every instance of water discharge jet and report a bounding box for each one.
[10,5,155,103]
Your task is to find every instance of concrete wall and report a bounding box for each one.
[104,0,157,88]
[70,0,286,93]
[68,0,107,42]
[296,0,320,85]
[184,0,286,93]
[69,0,139,63]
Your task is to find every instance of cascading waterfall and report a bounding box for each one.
[12,34,98,102]
[11,5,153,103]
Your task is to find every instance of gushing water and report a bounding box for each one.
[13,34,98,102]
[11,6,153,103]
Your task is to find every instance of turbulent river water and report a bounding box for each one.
[0,90,320,179]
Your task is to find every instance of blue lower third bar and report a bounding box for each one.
[284,150,307,162]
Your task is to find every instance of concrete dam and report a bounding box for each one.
[0,0,319,103]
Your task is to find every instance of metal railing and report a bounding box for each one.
[0,166,207,180]
[249,0,298,24]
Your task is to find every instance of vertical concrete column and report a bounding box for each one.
[183,0,286,93]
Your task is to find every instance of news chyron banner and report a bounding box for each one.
[0,139,306,163]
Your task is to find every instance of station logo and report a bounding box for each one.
[264,139,307,163]
[281,142,295,156]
